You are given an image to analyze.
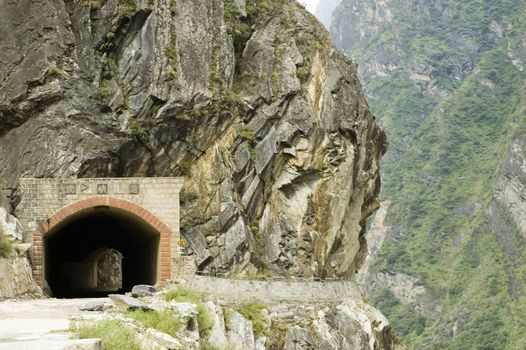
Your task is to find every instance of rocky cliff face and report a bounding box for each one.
[0,208,42,300]
[0,0,386,279]
[495,139,526,238]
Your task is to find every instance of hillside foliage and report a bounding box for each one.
[331,0,526,348]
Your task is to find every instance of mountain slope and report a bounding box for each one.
[314,0,340,28]
[331,0,526,348]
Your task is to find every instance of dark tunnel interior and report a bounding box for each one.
[44,206,160,298]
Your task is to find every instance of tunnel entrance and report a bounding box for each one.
[43,206,160,298]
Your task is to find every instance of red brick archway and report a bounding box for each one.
[32,196,172,286]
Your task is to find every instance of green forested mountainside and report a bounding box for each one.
[331,0,526,348]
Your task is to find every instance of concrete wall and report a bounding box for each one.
[186,275,363,303]
[16,177,184,285]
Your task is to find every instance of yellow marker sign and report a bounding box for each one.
[178,238,186,247]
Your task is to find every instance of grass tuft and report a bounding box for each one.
[197,303,213,338]
[128,309,182,336]
[71,319,141,350]
[236,301,268,336]
[165,286,205,304]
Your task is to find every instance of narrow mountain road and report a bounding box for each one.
[0,298,107,350]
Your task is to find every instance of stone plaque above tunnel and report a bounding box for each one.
[16,177,184,294]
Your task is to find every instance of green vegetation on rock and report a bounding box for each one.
[46,64,62,78]
[0,229,12,258]
[238,126,256,143]
[115,0,137,20]
[80,0,101,10]
[98,79,112,104]
[331,0,526,348]
[165,286,205,304]
[197,303,213,338]
[164,32,178,83]
[164,286,213,339]
[236,301,268,336]
[71,319,141,350]
[128,309,182,336]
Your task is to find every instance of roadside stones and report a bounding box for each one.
[204,301,229,349]
[79,301,107,312]
[226,310,255,350]
[66,280,394,350]
[63,339,103,350]
[131,284,157,298]
[108,294,153,312]
[0,207,23,242]
[145,328,182,350]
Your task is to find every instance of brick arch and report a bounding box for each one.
[32,196,172,285]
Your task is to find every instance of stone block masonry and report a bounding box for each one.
[16,178,184,286]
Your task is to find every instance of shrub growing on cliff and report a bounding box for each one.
[238,127,256,143]
[115,0,137,20]
[81,0,101,10]
[99,79,112,104]
[0,229,12,258]
[128,309,182,336]
[236,301,268,336]
[46,64,63,78]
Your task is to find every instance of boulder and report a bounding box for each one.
[131,284,157,298]
[0,207,23,242]
[204,301,229,349]
[145,328,182,350]
[227,311,255,350]
[283,326,316,350]
[108,294,153,312]
[79,301,107,312]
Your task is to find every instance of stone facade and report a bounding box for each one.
[16,177,184,286]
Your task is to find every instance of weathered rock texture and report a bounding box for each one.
[0,207,23,242]
[0,0,386,279]
[0,255,42,300]
[0,207,41,299]
[74,281,394,350]
[495,139,526,238]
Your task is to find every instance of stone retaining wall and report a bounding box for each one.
[185,275,363,303]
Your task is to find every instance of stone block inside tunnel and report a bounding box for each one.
[16,178,184,297]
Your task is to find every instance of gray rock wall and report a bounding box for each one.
[0,256,42,300]
[495,139,526,238]
[0,207,41,299]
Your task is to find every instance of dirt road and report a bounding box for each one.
[0,298,107,350]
